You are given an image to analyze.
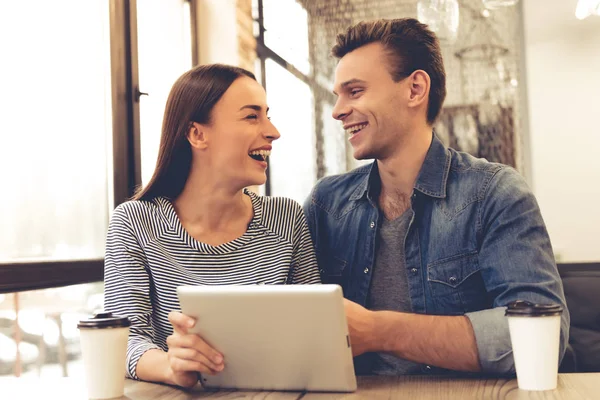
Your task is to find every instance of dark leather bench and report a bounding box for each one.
[558,263,600,372]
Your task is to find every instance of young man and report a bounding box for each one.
[303,18,569,375]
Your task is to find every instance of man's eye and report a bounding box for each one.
[246,114,258,120]
[350,89,363,97]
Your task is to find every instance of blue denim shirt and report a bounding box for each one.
[303,134,569,375]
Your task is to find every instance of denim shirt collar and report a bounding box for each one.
[349,133,451,201]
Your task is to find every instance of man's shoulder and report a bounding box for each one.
[305,163,373,218]
[312,163,372,197]
[446,148,530,202]
[448,148,505,175]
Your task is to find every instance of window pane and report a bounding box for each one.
[0,283,104,377]
[266,59,315,203]
[0,1,112,262]
[137,0,193,185]
[321,103,348,176]
[263,0,310,75]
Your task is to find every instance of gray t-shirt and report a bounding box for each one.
[366,209,422,375]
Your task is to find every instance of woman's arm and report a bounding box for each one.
[104,205,224,387]
[103,205,163,380]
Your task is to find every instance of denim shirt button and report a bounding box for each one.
[319,269,325,274]
[411,268,418,274]
[369,222,375,228]
[364,267,369,274]
[449,276,458,284]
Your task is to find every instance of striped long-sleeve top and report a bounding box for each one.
[103,189,321,379]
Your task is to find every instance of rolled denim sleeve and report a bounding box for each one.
[474,167,570,374]
[466,307,514,373]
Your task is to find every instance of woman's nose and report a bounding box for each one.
[265,119,281,140]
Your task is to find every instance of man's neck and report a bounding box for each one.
[377,127,433,198]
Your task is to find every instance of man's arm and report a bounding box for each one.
[344,299,481,372]
[345,167,569,375]
[470,167,569,373]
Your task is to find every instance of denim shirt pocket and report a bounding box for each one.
[427,251,488,314]
[318,254,348,286]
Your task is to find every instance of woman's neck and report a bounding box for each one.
[172,171,254,244]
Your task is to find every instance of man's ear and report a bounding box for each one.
[187,122,209,150]
[407,69,430,108]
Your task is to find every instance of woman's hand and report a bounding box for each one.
[165,311,225,388]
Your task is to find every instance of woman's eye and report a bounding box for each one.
[350,89,363,97]
[246,114,258,120]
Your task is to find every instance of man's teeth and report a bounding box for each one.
[249,150,271,157]
[345,123,367,135]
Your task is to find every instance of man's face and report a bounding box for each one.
[332,42,412,161]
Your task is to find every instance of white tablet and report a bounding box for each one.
[177,284,357,392]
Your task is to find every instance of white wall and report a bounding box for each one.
[197,0,239,65]
[523,0,600,262]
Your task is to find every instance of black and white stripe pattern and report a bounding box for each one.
[103,189,321,379]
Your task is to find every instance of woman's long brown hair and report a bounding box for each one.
[133,64,256,201]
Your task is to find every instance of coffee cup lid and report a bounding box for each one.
[505,300,563,317]
[77,311,131,329]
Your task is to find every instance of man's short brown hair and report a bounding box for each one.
[332,18,446,125]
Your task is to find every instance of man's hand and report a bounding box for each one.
[344,299,377,357]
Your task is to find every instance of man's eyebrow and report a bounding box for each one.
[239,105,269,112]
[332,79,367,95]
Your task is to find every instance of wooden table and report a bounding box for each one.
[1,374,598,399]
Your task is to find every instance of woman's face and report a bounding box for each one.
[192,76,280,189]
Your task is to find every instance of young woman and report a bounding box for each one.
[103,64,320,388]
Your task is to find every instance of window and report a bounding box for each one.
[265,60,315,203]
[262,0,310,75]
[0,283,103,377]
[1,0,197,377]
[0,0,112,263]
[321,103,349,176]
[137,0,193,185]
[254,0,350,200]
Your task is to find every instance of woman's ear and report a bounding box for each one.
[187,122,209,150]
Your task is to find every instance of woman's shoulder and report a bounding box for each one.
[111,197,168,227]
[247,190,303,218]
[246,190,306,237]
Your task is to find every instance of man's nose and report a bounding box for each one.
[332,98,351,121]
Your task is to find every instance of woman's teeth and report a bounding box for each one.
[346,123,367,135]
[249,150,271,161]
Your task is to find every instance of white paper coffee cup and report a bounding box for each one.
[78,312,131,399]
[506,301,563,391]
